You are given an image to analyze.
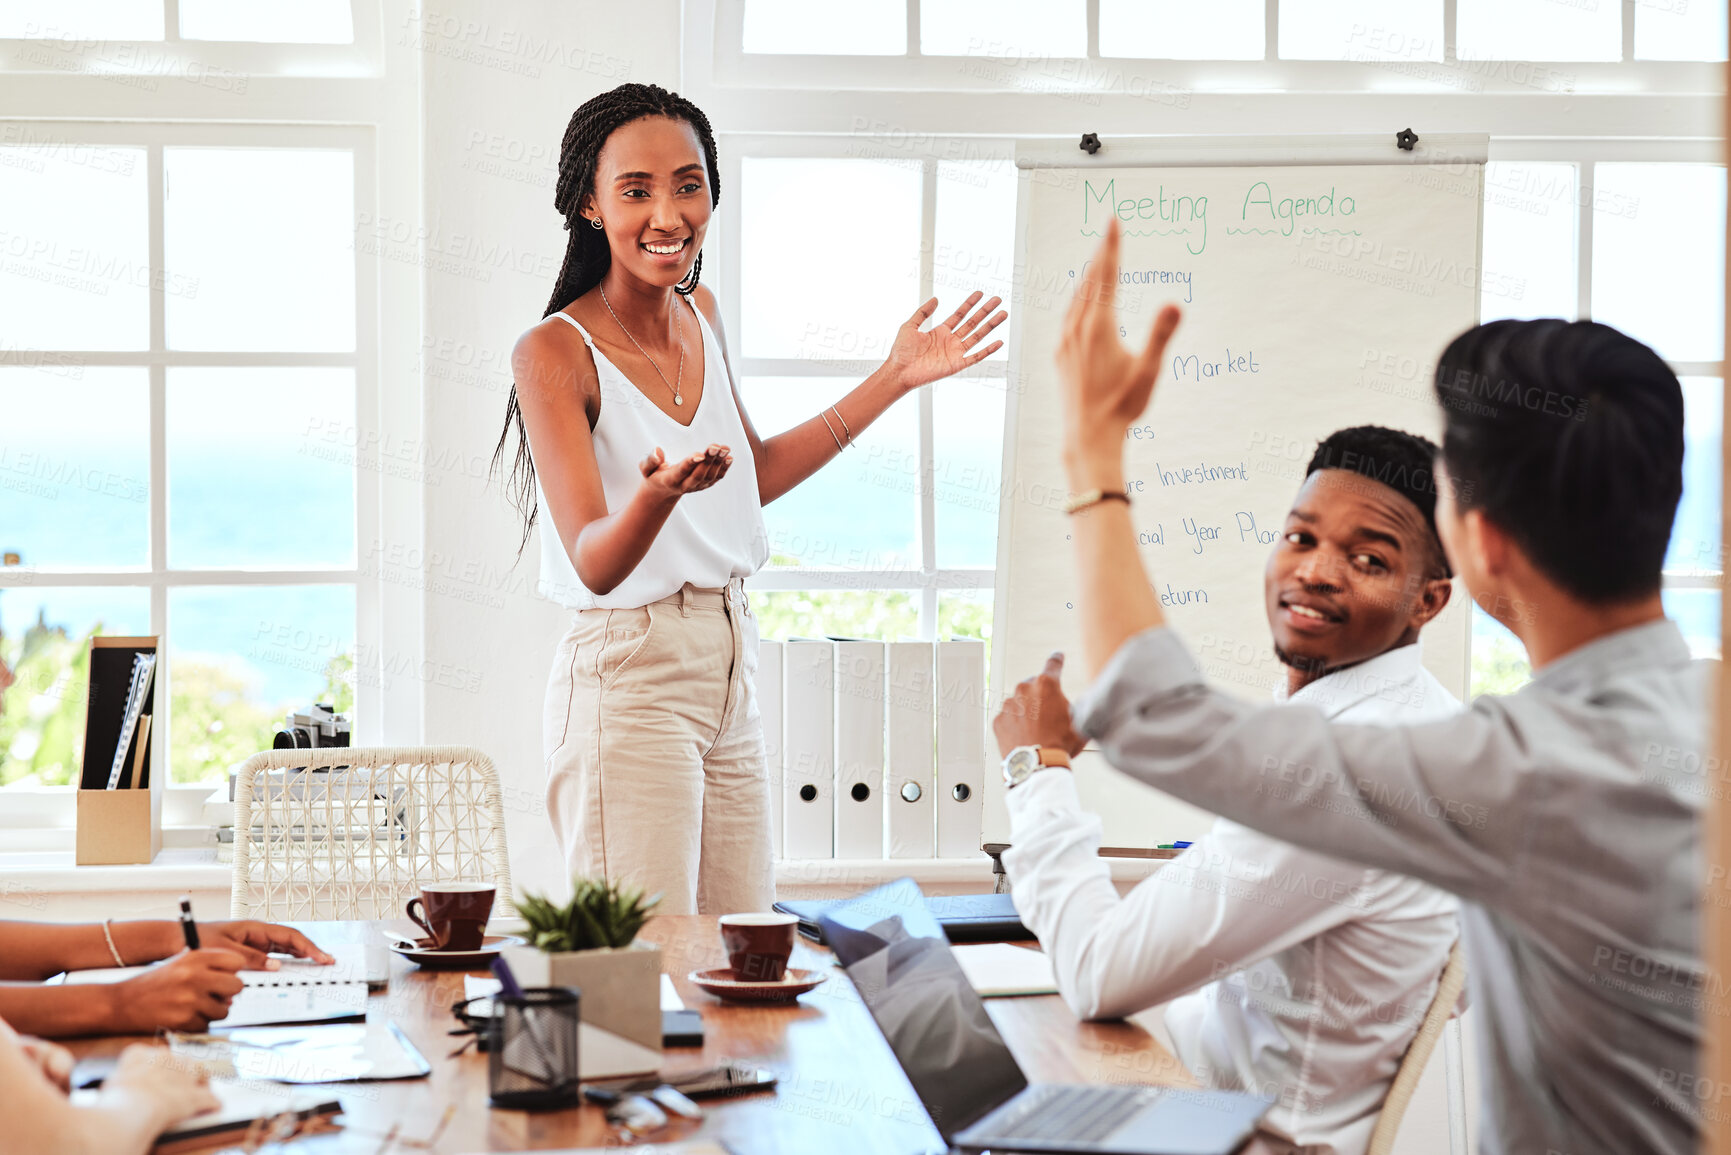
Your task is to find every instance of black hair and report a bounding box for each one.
[492,83,722,555]
[1432,319,1683,603]
[1306,424,1451,579]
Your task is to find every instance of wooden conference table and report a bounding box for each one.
[68,915,1192,1154]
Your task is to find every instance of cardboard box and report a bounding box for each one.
[76,636,161,866]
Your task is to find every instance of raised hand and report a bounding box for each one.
[110,949,247,1033]
[640,444,733,499]
[1056,218,1182,464]
[883,291,1008,392]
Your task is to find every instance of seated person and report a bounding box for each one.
[0,1015,217,1155]
[0,918,332,1037]
[995,425,1461,1155]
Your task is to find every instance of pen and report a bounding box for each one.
[490,955,524,998]
[179,896,200,951]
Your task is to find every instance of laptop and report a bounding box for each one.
[776,891,1028,944]
[821,879,1272,1155]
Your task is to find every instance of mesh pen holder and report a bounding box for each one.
[487,986,581,1110]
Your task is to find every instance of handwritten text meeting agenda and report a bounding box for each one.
[1082,178,1359,256]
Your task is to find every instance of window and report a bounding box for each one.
[0,122,379,790]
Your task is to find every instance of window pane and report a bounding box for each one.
[1279,0,1441,61]
[741,159,920,360]
[743,0,906,54]
[1469,605,1531,697]
[180,0,353,43]
[1481,163,1577,323]
[1457,0,1619,61]
[1667,378,1722,575]
[1101,0,1264,59]
[938,588,992,670]
[934,379,1005,568]
[0,586,150,788]
[0,1,162,39]
[1664,588,1720,659]
[742,377,919,569]
[0,367,148,567]
[168,367,356,569]
[754,590,918,640]
[922,0,1085,57]
[169,584,354,783]
[934,157,1016,361]
[1593,163,1726,363]
[1637,0,1728,62]
[164,148,355,352]
[0,144,147,351]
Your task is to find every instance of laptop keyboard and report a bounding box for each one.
[993,1084,1161,1143]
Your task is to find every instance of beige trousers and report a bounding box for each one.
[544,579,775,916]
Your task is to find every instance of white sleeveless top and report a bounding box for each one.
[536,296,768,610]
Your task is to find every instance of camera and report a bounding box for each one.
[272,703,352,750]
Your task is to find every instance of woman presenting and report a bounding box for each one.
[495,83,1005,915]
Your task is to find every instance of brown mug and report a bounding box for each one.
[406,881,495,951]
[719,912,799,981]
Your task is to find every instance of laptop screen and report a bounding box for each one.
[820,878,1031,1140]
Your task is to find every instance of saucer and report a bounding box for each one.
[688,966,827,1003]
[388,934,524,970]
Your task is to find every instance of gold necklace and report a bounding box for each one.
[598,285,686,406]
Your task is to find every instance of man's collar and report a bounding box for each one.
[1274,641,1426,716]
[1530,617,1695,694]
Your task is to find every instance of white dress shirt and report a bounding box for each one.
[1004,643,1461,1155]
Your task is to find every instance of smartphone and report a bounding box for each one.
[662,1008,704,1047]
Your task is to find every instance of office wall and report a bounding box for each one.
[418,0,682,902]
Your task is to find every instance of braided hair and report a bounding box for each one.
[492,83,722,555]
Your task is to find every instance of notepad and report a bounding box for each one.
[951,942,1059,998]
[61,942,383,1027]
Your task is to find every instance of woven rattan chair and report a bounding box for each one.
[230,745,512,921]
[1365,939,1469,1155]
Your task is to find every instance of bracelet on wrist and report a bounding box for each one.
[1062,489,1131,515]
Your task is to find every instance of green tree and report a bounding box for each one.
[169,659,279,784]
[1470,632,1532,697]
[0,620,91,787]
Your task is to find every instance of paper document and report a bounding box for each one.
[171,1022,431,1083]
[952,943,1058,998]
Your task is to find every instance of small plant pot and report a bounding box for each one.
[502,941,662,1079]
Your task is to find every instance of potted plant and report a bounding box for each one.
[503,878,663,1079]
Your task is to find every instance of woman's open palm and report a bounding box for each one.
[885,291,1008,391]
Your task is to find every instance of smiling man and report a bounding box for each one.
[995,425,1460,1155]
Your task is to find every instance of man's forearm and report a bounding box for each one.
[1065,448,1166,682]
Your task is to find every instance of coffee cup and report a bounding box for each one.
[406,881,495,952]
[719,912,798,982]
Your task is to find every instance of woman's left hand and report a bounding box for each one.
[883,291,1007,392]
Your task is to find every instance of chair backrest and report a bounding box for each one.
[1365,938,1469,1155]
[230,745,513,922]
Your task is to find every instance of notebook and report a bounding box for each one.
[775,892,1030,944]
[62,942,381,1027]
[951,943,1059,998]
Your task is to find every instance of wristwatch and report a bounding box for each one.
[1002,745,1073,789]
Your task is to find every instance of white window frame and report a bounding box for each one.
[696,0,1724,642]
[0,0,383,80]
[0,2,423,831]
